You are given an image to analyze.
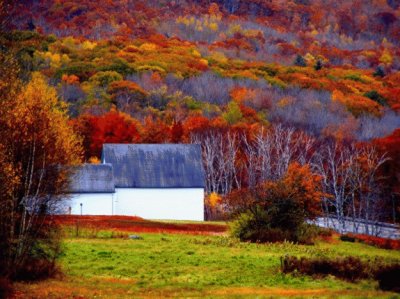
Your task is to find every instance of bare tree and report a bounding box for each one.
[243,125,315,187]
[350,146,389,235]
[191,131,240,194]
[312,141,358,233]
[193,122,390,236]
[312,140,388,235]
[193,124,316,195]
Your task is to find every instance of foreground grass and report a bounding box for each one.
[15,230,400,298]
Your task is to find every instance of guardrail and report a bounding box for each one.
[310,217,400,240]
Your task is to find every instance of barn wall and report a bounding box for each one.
[67,193,114,215]
[115,188,204,221]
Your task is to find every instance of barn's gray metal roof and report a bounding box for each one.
[69,163,115,193]
[101,144,205,188]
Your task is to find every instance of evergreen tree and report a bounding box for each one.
[314,60,323,71]
[294,54,306,67]
[373,66,385,77]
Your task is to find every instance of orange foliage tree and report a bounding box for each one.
[140,116,171,143]
[229,162,322,219]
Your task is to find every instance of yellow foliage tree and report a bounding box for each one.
[205,192,223,220]
[82,40,97,50]
[209,22,218,31]
[139,43,158,52]
[88,156,101,164]
[379,49,393,66]
[208,192,222,208]
[0,71,82,278]
[8,72,82,166]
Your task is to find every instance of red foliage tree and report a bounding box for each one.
[374,129,400,222]
[170,121,184,143]
[182,115,211,140]
[73,110,142,159]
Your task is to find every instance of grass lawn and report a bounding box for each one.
[13,220,400,298]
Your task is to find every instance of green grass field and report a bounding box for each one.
[14,226,400,298]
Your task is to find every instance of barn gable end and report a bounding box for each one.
[69,163,115,193]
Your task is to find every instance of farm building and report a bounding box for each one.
[67,144,205,221]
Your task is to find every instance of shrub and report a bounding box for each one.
[0,277,13,299]
[231,208,268,242]
[295,224,321,245]
[282,256,400,292]
[12,225,63,281]
[340,234,355,242]
[358,235,400,250]
[230,163,323,244]
[14,257,61,281]
[341,233,400,250]
[316,227,334,238]
[375,264,400,292]
[231,211,290,243]
[281,256,373,282]
[231,208,319,244]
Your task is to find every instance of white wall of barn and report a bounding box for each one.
[67,188,204,221]
[115,188,204,221]
[68,193,114,215]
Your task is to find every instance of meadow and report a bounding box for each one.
[13,217,400,299]
[2,1,400,298]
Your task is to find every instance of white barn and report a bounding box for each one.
[67,144,205,221]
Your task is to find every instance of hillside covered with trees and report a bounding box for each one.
[3,0,400,224]
[1,1,400,292]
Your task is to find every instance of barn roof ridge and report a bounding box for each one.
[102,143,205,188]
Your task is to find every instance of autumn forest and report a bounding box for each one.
[1,0,400,296]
